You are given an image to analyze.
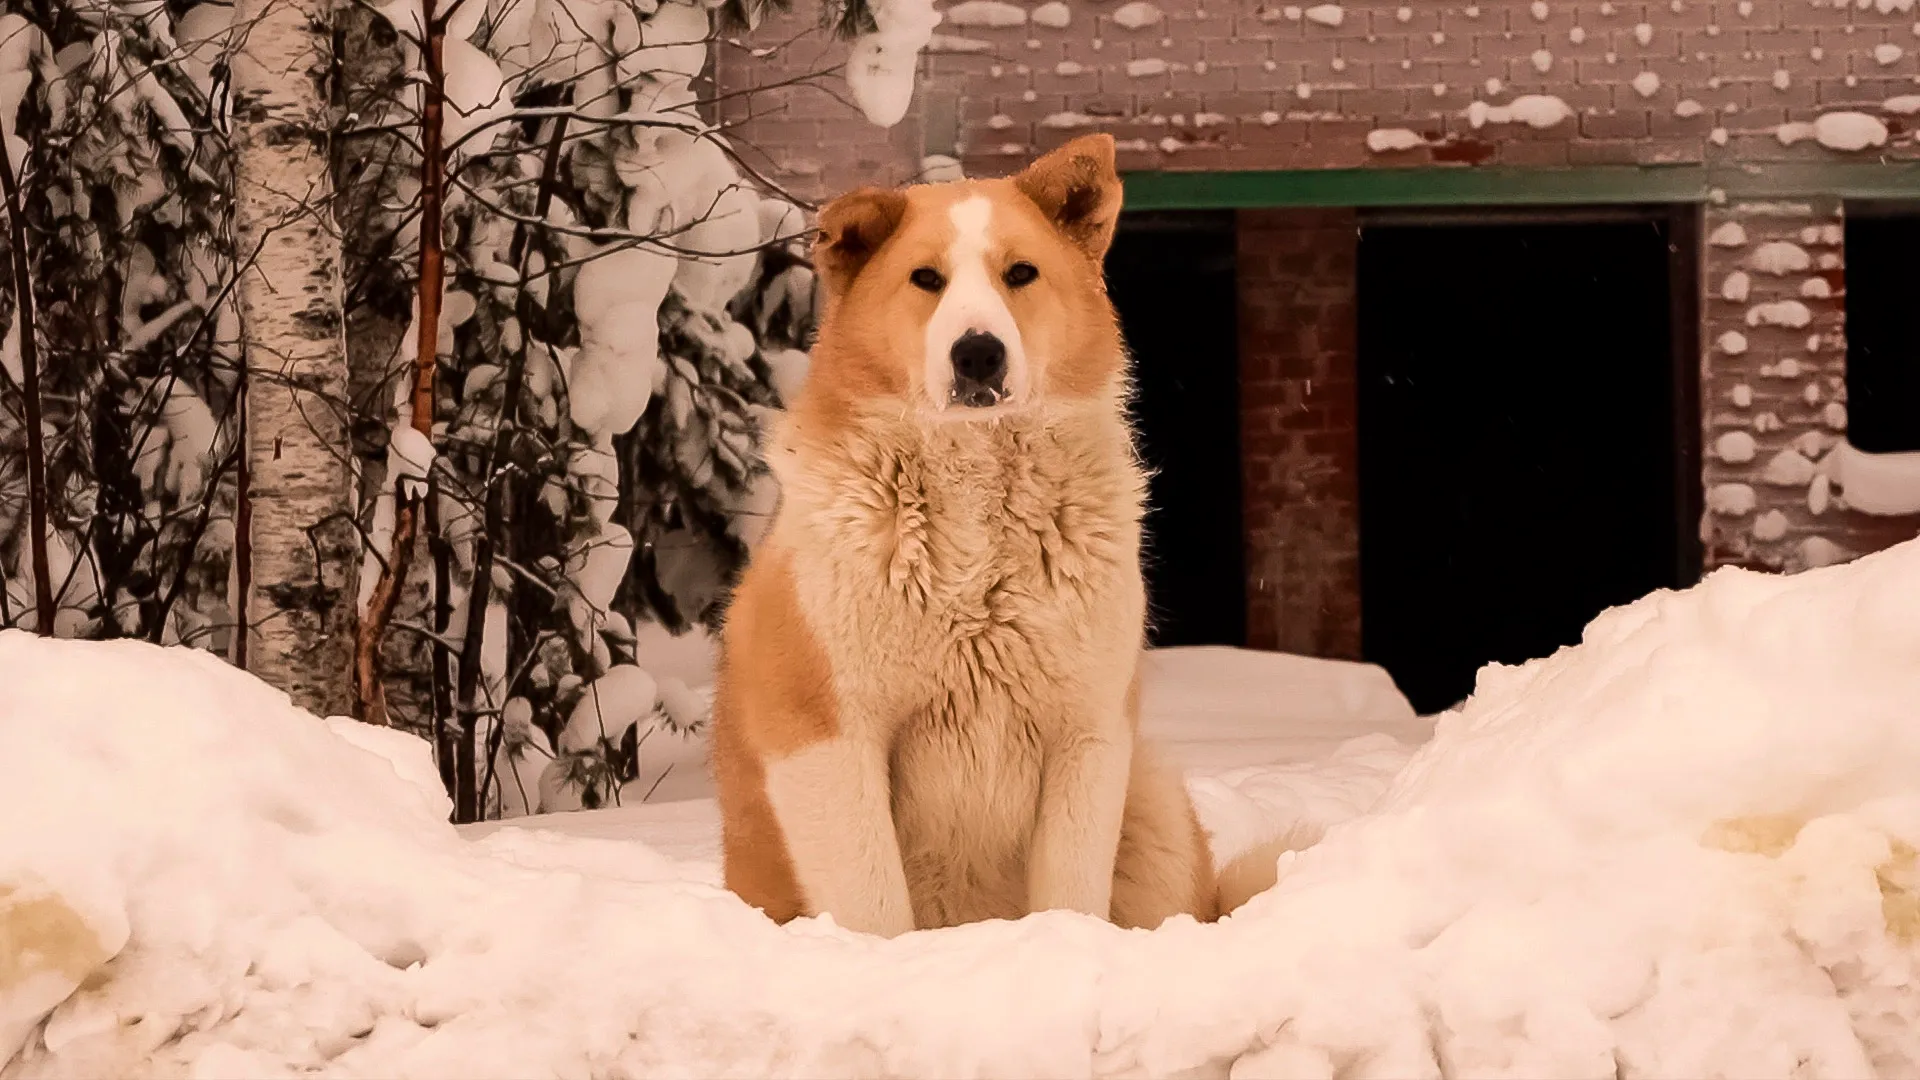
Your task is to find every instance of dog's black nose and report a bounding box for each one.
[949,331,1007,408]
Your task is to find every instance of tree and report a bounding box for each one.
[228,0,358,716]
[3,0,910,822]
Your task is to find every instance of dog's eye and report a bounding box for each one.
[910,267,946,292]
[1003,262,1039,288]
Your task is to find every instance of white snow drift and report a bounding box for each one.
[7,538,1920,1076]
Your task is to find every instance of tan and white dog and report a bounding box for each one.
[712,134,1290,937]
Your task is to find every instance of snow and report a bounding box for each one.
[1465,94,1572,129]
[1366,127,1425,152]
[1814,111,1889,150]
[1752,240,1812,275]
[629,0,710,87]
[1717,329,1748,355]
[12,539,1920,1073]
[1884,94,1920,113]
[1709,221,1749,247]
[1032,1,1071,27]
[442,38,510,151]
[671,183,762,314]
[560,664,660,753]
[1778,120,1818,145]
[566,245,677,442]
[1111,1,1164,28]
[1707,482,1757,514]
[1829,440,1920,516]
[1631,70,1661,97]
[1531,49,1552,72]
[918,153,965,181]
[1304,2,1345,25]
[1126,57,1168,76]
[387,426,436,501]
[845,0,941,126]
[1747,299,1813,328]
[1714,430,1757,464]
[943,0,1027,26]
[565,520,633,619]
[1764,448,1818,487]
[1801,536,1847,569]
[1722,270,1751,301]
[1753,508,1789,540]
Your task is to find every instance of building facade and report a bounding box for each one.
[715,0,1920,709]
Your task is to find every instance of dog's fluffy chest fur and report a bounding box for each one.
[764,404,1150,927]
[770,405,1147,708]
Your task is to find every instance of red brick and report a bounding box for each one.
[1236,208,1361,658]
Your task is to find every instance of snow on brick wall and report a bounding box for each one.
[711,14,929,204]
[717,1,1920,200]
[1238,209,1362,659]
[711,0,1920,181]
[1700,199,1918,574]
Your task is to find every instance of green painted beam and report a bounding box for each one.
[1119,163,1920,209]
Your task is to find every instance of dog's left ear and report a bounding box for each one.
[813,187,909,298]
[1013,134,1124,260]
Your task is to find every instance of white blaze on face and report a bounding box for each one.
[923,195,1029,411]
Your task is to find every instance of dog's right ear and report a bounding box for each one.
[813,188,909,298]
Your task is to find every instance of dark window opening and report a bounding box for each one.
[1843,203,1920,454]
[1356,207,1700,714]
[1106,210,1247,647]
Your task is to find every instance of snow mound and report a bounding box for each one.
[10,535,1920,1075]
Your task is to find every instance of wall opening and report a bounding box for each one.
[1843,202,1920,454]
[1107,210,1247,647]
[1355,206,1700,714]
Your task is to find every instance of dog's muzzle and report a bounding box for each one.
[949,331,1008,409]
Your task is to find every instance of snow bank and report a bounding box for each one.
[10,536,1920,1076]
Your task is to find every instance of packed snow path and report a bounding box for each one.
[5,541,1920,1077]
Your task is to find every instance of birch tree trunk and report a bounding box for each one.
[227,0,358,716]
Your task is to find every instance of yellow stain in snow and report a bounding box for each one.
[1702,816,1920,945]
[0,882,112,998]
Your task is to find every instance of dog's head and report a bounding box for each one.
[803,135,1126,422]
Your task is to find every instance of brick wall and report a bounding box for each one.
[1700,199,1920,571]
[717,0,1920,193]
[1238,208,1363,658]
[953,0,1920,176]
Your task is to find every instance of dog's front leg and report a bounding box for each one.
[762,732,915,938]
[1028,726,1133,918]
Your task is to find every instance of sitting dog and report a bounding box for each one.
[712,134,1288,936]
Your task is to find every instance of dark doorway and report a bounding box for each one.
[1843,203,1920,453]
[1107,210,1246,647]
[1356,207,1699,714]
